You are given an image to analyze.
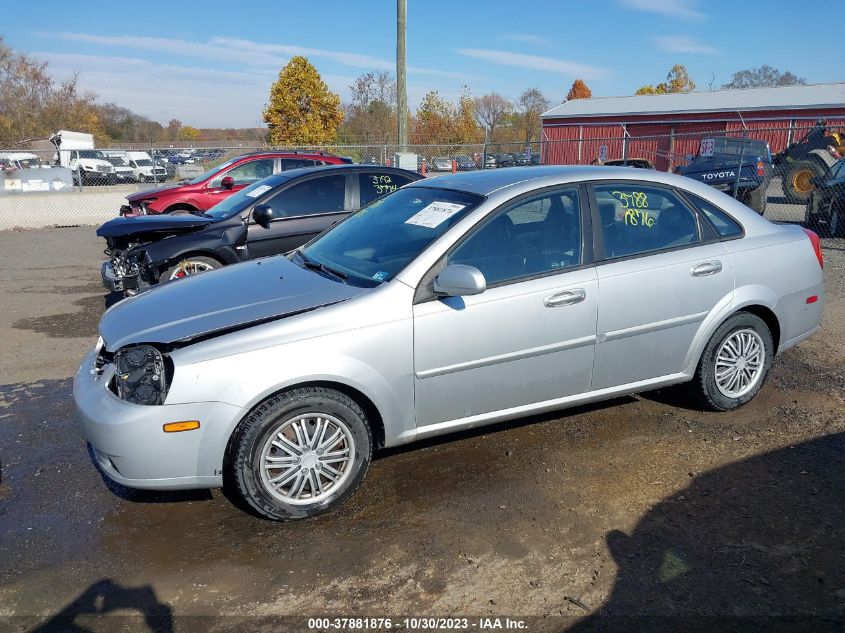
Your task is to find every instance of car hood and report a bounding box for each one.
[99,256,366,351]
[96,214,215,239]
[125,182,193,201]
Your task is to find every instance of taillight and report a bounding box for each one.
[756,159,765,177]
[802,228,824,269]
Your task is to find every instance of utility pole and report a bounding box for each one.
[396,0,408,151]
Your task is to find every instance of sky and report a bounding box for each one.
[3,0,843,128]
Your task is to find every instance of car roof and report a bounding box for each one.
[251,163,423,187]
[405,165,717,196]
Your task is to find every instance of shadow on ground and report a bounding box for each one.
[571,432,845,632]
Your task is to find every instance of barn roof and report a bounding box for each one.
[541,83,845,120]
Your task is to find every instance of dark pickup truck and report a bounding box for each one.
[676,137,772,215]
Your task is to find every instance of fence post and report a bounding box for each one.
[733,128,748,199]
[76,164,83,192]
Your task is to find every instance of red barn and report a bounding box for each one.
[541,83,845,171]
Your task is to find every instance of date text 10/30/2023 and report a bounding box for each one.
[307,616,528,630]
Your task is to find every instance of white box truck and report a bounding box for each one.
[47,131,114,185]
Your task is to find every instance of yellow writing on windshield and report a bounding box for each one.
[371,174,397,195]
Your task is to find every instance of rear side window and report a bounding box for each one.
[686,193,743,238]
[593,183,700,259]
[359,172,414,207]
[281,158,318,170]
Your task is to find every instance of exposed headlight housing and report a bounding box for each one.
[113,345,170,405]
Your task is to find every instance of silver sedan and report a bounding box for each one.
[74,166,825,520]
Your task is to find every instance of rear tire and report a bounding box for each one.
[687,312,774,412]
[782,160,825,204]
[230,387,372,521]
[746,185,767,215]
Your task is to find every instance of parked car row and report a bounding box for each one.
[426,152,541,172]
[77,161,825,522]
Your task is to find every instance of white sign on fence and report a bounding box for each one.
[598,145,608,163]
[700,138,715,158]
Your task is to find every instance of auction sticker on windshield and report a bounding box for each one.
[246,185,273,198]
[405,201,466,228]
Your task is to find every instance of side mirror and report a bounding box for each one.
[220,175,235,190]
[252,204,274,229]
[433,264,486,297]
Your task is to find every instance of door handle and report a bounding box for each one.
[544,288,586,308]
[690,261,722,277]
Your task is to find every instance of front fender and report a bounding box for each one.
[143,226,246,270]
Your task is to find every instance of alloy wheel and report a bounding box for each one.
[714,328,765,398]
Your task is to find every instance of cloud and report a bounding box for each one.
[653,35,717,54]
[502,34,550,47]
[35,31,469,80]
[618,0,706,21]
[455,49,608,80]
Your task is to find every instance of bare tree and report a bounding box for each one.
[473,93,512,143]
[517,88,550,145]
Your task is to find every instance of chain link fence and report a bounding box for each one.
[1,124,843,236]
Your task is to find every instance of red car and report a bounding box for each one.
[123,151,348,215]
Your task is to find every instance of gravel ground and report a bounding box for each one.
[0,227,843,632]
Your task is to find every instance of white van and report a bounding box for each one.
[103,151,137,183]
[125,151,168,183]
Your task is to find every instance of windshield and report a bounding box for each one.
[107,157,129,166]
[300,187,483,286]
[203,179,278,220]
[77,150,106,160]
[134,158,152,166]
[186,159,235,184]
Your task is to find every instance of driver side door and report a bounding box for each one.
[247,174,351,257]
[412,186,598,430]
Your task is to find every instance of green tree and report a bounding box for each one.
[723,65,806,89]
[263,56,344,145]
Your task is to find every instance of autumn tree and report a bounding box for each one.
[473,93,512,142]
[723,65,806,89]
[517,88,550,144]
[263,56,344,145]
[454,88,482,144]
[178,125,201,141]
[565,79,592,101]
[412,90,456,145]
[636,64,696,95]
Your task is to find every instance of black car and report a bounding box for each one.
[807,158,845,237]
[493,153,515,168]
[97,165,422,295]
[454,155,476,171]
[675,137,773,215]
[513,152,532,166]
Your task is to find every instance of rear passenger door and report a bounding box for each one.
[590,181,734,390]
[355,170,416,209]
[246,173,351,257]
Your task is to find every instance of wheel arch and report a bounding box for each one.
[163,202,199,214]
[736,304,781,354]
[221,380,387,484]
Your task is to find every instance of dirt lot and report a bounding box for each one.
[0,227,844,632]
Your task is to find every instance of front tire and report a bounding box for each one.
[160,255,221,282]
[783,160,825,204]
[231,387,372,521]
[688,312,774,411]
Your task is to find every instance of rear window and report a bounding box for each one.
[711,138,769,158]
[686,193,743,238]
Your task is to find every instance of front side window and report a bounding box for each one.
[359,171,414,207]
[265,175,346,217]
[594,184,700,259]
[302,187,482,286]
[449,188,581,285]
[211,158,274,187]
